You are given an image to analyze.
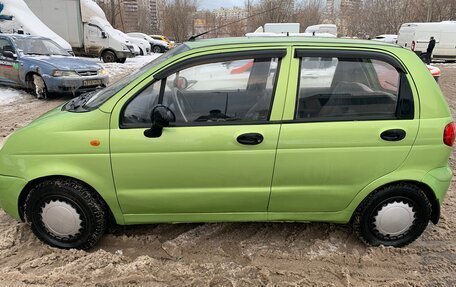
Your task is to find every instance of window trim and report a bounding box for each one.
[120,49,286,129]
[293,50,414,123]
[294,49,407,74]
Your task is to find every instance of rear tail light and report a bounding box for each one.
[444,122,455,146]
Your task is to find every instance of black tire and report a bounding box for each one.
[30,74,48,99]
[116,57,127,64]
[102,50,117,63]
[24,178,106,250]
[152,45,163,53]
[139,48,144,56]
[352,183,431,247]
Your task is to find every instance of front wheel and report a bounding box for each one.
[24,178,106,250]
[31,74,48,99]
[352,184,431,247]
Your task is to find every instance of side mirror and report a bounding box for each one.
[144,105,176,138]
[3,51,16,60]
[101,31,107,39]
[173,76,188,90]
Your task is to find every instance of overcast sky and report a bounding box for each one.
[199,0,245,9]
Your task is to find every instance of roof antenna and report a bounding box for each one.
[188,6,280,41]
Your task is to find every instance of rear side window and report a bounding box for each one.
[295,53,413,121]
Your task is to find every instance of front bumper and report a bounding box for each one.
[0,174,26,221]
[115,51,135,59]
[43,74,109,95]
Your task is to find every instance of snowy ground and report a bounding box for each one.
[0,54,161,107]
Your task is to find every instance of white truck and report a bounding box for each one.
[25,0,135,63]
[397,21,456,62]
[0,0,73,53]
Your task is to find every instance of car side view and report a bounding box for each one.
[0,34,109,98]
[0,37,453,249]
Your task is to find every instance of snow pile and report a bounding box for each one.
[80,0,108,23]
[0,0,72,51]
[0,87,28,106]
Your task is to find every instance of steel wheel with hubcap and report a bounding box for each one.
[24,178,106,250]
[353,184,431,247]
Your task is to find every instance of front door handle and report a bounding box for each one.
[381,129,406,141]
[237,133,264,145]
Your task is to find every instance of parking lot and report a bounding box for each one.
[0,63,454,286]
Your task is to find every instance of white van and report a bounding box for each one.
[305,24,338,37]
[397,21,456,62]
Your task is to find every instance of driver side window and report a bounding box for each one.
[121,55,281,128]
[162,57,279,124]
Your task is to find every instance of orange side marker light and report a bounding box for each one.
[90,140,101,147]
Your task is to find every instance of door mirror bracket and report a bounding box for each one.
[144,105,176,138]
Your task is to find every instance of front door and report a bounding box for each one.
[269,49,419,214]
[0,38,20,86]
[110,49,290,222]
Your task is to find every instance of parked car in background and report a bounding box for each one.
[150,34,175,48]
[0,34,108,99]
[115,29,150,56]
[0,37,452,250]
[372,34,398,44]
[128,33,170,53]
[397,21,456,62]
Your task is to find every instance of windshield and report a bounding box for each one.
[83,44,190,109]
[15,38,70,56]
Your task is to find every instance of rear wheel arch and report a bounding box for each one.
[351,180,439,224]
[18,176,117,227]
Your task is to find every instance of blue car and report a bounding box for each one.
[0,34,109,99]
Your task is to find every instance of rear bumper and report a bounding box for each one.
[422,166,453,204]
[0,174,26,221]
[43,75,109,95]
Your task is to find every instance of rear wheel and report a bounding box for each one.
[352,183,431,247]
[24,178,106,250]
[102,50,117,63]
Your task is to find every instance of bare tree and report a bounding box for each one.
[248,0,295,30]
[293,0,324,31]
[161,0,197,42]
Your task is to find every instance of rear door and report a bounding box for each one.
[269,48,419,214]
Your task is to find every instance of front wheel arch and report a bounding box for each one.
[18,176,116,228]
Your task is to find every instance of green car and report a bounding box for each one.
[0,37,453,249]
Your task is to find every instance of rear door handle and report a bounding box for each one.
[237,133,264,145]
[381,129,406,141]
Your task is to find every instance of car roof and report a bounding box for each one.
[184,36,399,50]
[0,34,49,40]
